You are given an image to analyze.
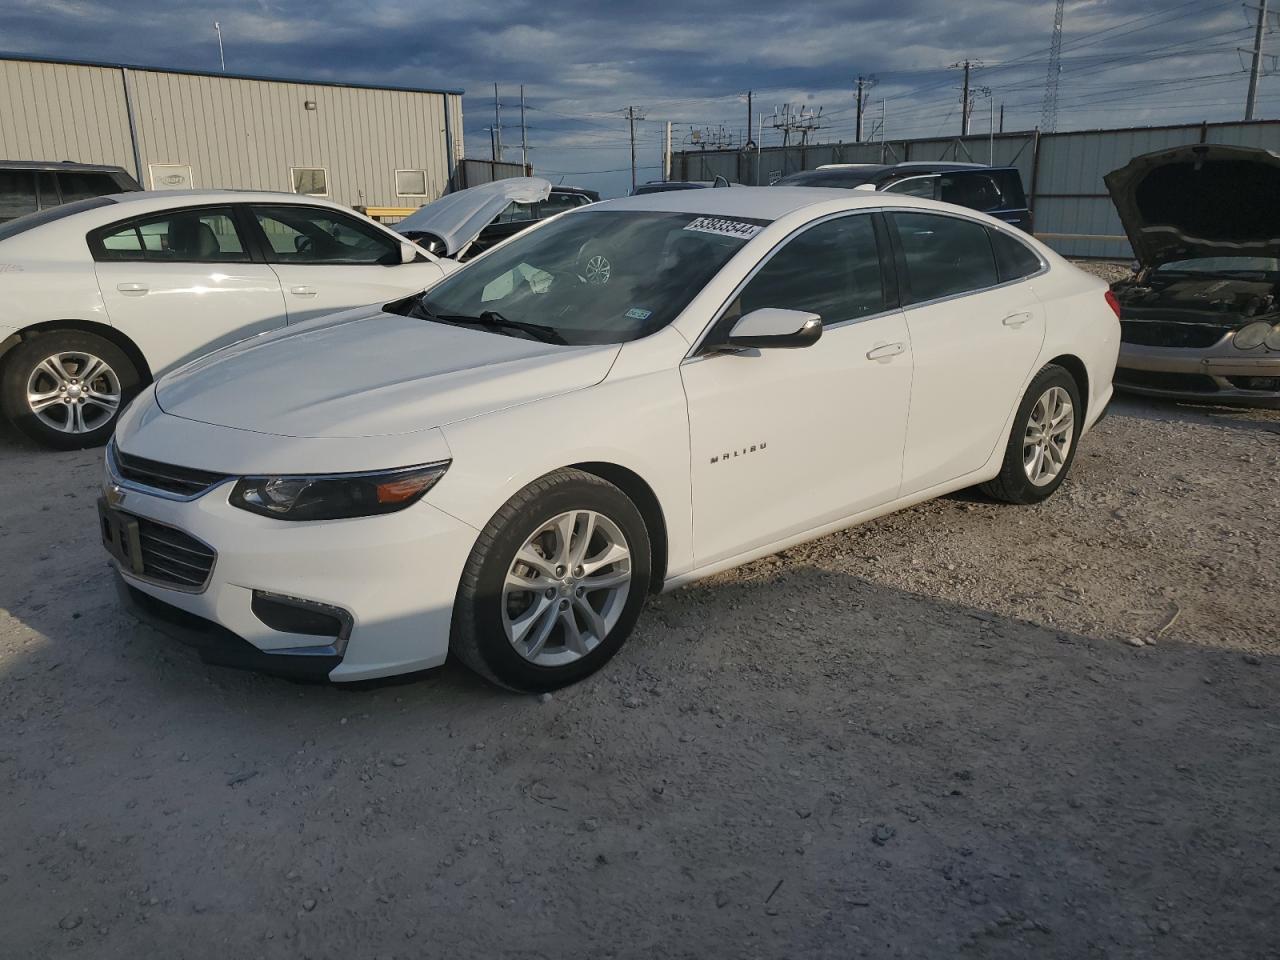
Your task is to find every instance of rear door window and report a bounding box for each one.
[882,176,938,199]
[0,170,39,221]
[891,212,999,303]
[92,207,250,262]
[939,173,1007,213]
[58,171,123,203]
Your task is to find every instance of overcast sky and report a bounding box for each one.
[1,0,1273,196]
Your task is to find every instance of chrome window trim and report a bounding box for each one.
[686,209,895,359]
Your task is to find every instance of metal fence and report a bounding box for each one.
[672,120,1280,259]
[456,158,531,189]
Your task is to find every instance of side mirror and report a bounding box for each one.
[399,241,419,265]
[851,182,877,192]
[721,308,822,350]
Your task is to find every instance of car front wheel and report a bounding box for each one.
[451,469,651,692]
[1,331,140,450]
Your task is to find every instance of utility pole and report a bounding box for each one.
[1041,0,1065,132]
[950,60,977,135]
[664,120,672,182]
[1244,0,1270,120]
[624,106,645,192]
[519,84,528,170]
[745,90,754,148]
[854,75,877,142]
[999,102,1005,133]
[214,22,225,71]
[493,83,502,162]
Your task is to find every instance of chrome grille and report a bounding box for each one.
[111,443,228,498]
[134,516,217,590]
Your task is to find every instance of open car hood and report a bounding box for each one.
[394,177,552,257]
[1104,144,1280,266]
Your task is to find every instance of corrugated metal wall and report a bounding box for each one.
[0,59,135,170]
[0,57,464,208]
[674,120,1280,259]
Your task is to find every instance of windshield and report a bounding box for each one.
[416,210,766,345]
[1157,257,1280,277]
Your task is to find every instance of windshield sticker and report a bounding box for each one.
[684,217,763,240]
[625,307,652,321]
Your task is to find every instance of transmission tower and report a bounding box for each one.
[1040,0,1065,132]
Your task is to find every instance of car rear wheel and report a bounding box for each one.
[981,364,1082,504]
[1,331,140,450]
[451,468,651,692]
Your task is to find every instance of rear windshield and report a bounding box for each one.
[0,196,116,244]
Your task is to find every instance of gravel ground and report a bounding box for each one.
[2,392,1278,960]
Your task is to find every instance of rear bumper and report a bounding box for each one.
[114,570,342,682]
[1116,342,1280,408]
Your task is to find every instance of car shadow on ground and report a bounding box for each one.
[3,549,1278,958]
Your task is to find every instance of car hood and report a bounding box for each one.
[394,177,552,257]
[154,306,619,439]
[1104,144,1280,266]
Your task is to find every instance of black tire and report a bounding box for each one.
[451,468,651,692]
[981,363,1083,505]
[0,330,141,450]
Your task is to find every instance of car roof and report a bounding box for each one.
[0,159,132,173]
[589,185,896,219]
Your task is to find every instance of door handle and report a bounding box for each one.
[866,341,905,361]
[289,286,317,297]
[116,282,148,296]
[1003,312,1033,328]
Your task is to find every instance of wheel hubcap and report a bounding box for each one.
[26,351,121,435]
[1023,385,1074,487]
[502,510,632,667]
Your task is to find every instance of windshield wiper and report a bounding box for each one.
[413,301,565,344]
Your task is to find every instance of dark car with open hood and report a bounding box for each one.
[1107,144,1280,408]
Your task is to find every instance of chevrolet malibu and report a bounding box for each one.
[103,188,1119,691]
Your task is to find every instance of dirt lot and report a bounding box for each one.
[2,391,1278,959]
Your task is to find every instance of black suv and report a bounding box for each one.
[0,161,141,223]
[775,162,1032,232]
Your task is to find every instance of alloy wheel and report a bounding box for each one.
[583,254,612,286]
[1023,385,1074,487]
[502,510,632,667]
[25,351,122,435]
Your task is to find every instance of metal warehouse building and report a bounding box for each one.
[0,54,465,208]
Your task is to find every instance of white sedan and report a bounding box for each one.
[0,190,455,448]
[103,187,1119,691]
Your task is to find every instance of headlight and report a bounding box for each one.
[1234,321,1271,350]
[230,461,450,521]
[1265,324,1280,351]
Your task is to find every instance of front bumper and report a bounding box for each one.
[105,477,480,682]
[1115,341,1280,408]
[114,571,343,682]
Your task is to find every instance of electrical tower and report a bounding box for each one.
[771,104,823,148]
[1040,0,1065,132]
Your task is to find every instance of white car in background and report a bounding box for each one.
[103,188,1119,691]
[0,191,457,448]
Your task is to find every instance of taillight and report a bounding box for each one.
[1104,289,1121,319]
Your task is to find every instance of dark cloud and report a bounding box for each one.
[1,0,1268,195]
